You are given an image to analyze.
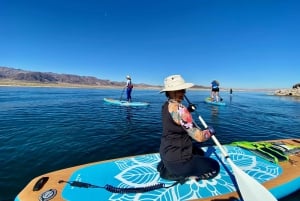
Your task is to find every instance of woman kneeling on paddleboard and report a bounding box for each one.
[158,75,220,181]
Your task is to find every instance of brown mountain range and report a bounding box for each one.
[0,66,155,88]
[0,66,208,89]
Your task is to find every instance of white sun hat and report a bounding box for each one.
[160,75,194,93]
[126,75,131,79]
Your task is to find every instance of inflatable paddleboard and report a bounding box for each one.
[205,97,226,106]
[15,139,300,201]
[103,98,149,106]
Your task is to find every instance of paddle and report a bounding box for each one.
[184,95,277,201]
[216,95,223,102]
[198,116,277,201]
[209,95,223,102]
[119,87,125,101]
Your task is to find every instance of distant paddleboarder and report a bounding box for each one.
[211,80,220,102]
[125,75,133,102]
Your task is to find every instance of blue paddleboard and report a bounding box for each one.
[205,97,226,106]
[103,98,149,106]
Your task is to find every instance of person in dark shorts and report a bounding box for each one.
[158,74,220,181]
[211,80,220,102]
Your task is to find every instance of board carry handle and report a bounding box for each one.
[33,177,49,191]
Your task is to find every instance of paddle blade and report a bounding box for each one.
[227,159,277,201]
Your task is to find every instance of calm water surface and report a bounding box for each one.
[0,87,299,201]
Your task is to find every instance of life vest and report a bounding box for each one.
[127,81,133,88]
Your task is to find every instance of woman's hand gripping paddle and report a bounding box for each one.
[198,115,277,201]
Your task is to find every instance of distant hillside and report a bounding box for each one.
[0,66,156,88]
[0,66,210,89]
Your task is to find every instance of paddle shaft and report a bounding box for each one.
[119,87,125,101]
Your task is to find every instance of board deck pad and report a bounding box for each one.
[230,141,296,164]
[15,139,300,201]
[62,146,280,201]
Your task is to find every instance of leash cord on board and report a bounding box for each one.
[58,179,184,194]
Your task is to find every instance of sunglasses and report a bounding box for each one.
[177,89,186,93]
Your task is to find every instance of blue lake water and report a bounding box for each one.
[0,87,300,201]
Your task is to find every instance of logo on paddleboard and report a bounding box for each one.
[39,189,57,201]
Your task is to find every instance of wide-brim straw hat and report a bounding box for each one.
[160,75,194,93]
[126,75,131,79]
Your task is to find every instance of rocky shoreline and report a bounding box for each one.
[274,87,300,97]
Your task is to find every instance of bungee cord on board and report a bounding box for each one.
[58,179,186,194]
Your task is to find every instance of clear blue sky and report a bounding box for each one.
[1,0,299,89]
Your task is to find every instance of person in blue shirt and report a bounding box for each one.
[211,80,220,102]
